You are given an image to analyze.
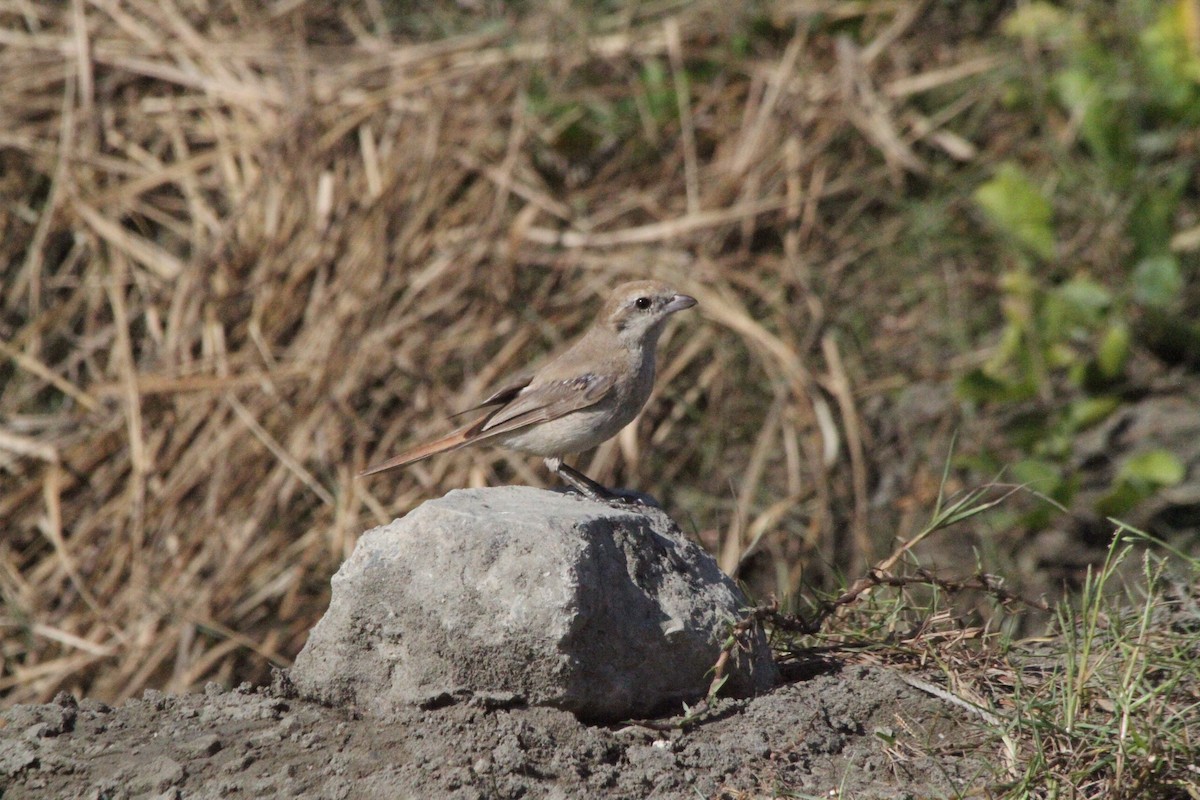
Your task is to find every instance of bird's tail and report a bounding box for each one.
[360,421,481,476]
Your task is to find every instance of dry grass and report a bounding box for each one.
[0,0,1000,704]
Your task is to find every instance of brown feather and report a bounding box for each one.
[480,373,615,433]
[446,374,532,420]
[359,423,480,476]
[360,375,616,476]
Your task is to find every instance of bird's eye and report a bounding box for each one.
[634,297,652,310]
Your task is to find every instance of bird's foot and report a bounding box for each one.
[600,488,661,508]
[544,458,659,508]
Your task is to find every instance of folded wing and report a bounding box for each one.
[360,372,615,476]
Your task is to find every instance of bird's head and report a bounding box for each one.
[598,280,697,347]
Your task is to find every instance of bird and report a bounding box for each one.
[361,280,697,501]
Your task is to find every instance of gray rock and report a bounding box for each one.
[0,738,39,776]
[130,755,185,793]
[290,487,776,721]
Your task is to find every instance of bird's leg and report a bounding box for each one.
[543,457,621,502]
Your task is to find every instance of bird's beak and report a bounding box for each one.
[666,293,697,313]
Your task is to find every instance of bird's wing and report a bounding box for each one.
[479,372,616,435]
[446,373,533,420]
[359,373,615,477]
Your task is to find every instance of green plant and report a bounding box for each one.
[765,475,1200,797]
[997,524,1200,799]
[958,1,1199,527]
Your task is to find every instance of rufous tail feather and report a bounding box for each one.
[360,424,478,476]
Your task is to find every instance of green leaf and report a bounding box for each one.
[1098,449,1183,517]
[1140,2,1200,113]
[1012,458,1063,493]
[1047,277,1111,339]
[1002,2,1073,43]
[956,369,1013,403]
[1132,254,1183,307]
[1096,323,1131,379]
[1065,396,1120,430]
[1053,67,1127,168]
[1006,409,1057,451]
[1055,278,1112,317]
[1119,449,1186,487]
[705,674,730,703]
[974,163,1055,260]
[1129,178,1186,262]
[1096,481,1145,518]
[957,368,1037,404]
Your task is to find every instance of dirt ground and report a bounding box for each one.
[0,664,992,799]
